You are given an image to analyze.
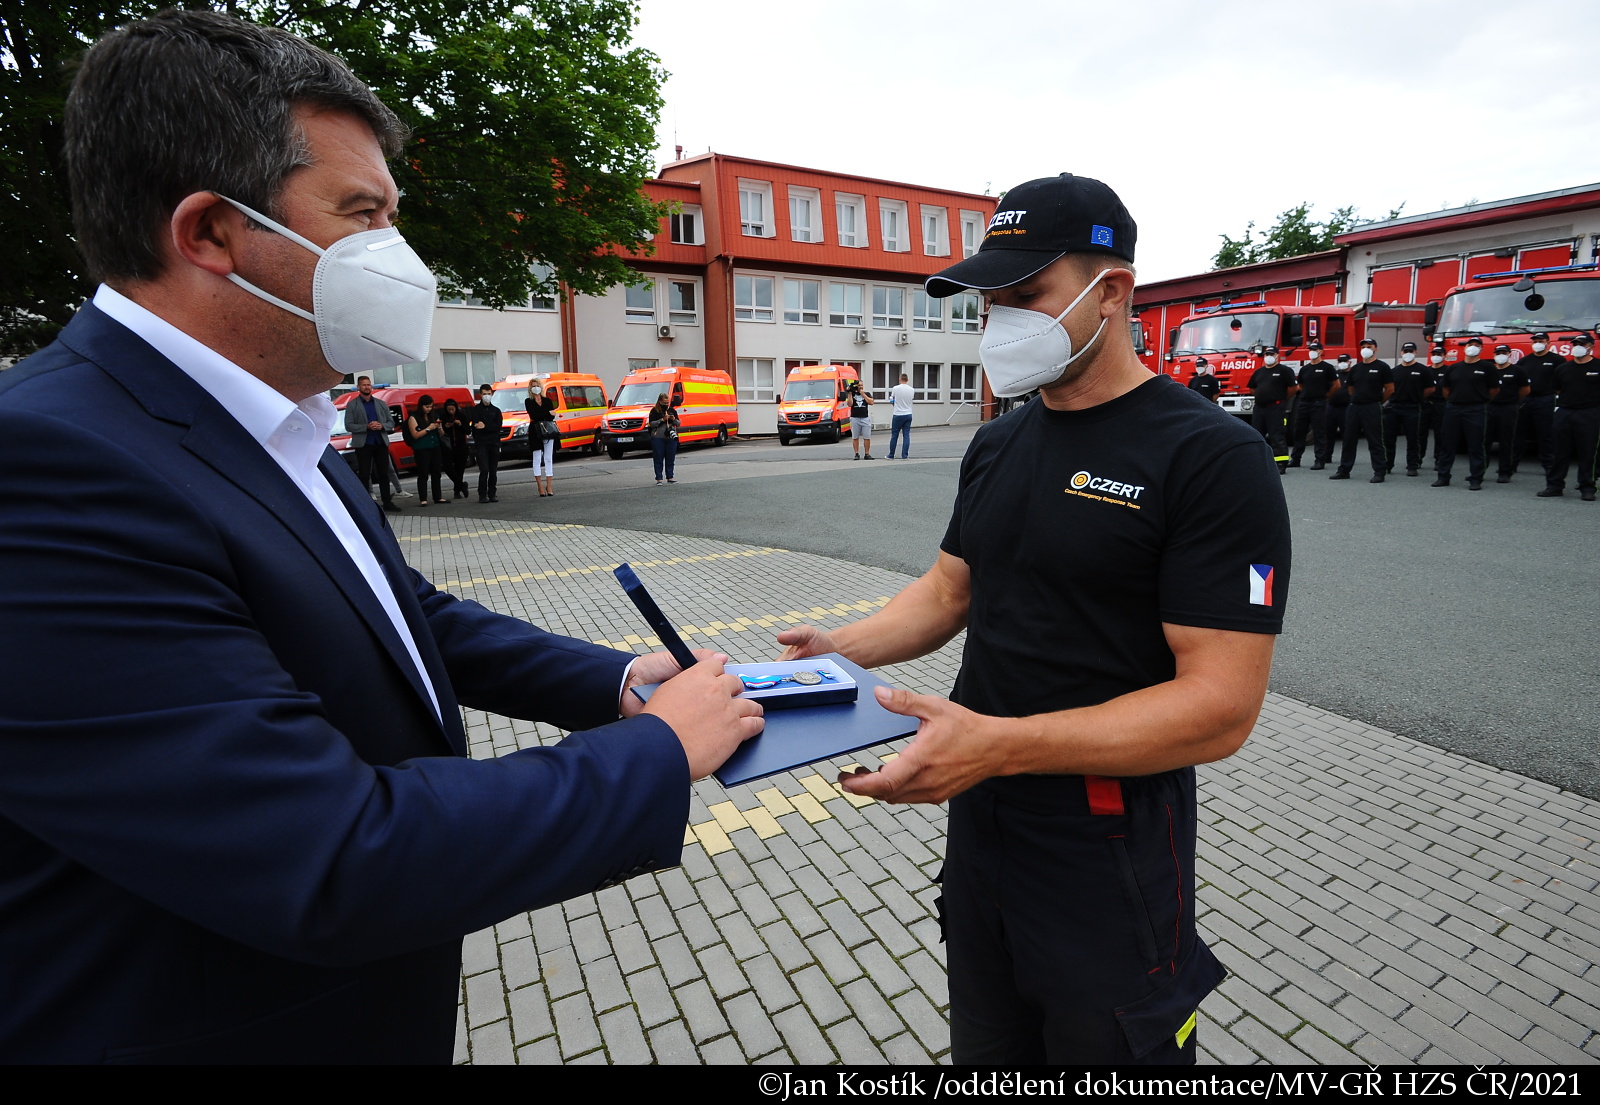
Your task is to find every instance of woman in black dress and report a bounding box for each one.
[439,397,471,499]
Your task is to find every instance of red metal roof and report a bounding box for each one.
[1133,250,1345,308]
[1335,183,1600,247]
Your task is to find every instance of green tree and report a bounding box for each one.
[0,0,667,356]
[1210,202,1404,270]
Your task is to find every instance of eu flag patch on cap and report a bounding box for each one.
[1090,225,1115,248]
[1248,565,1274,607]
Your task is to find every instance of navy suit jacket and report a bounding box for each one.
[0,305,689,1063]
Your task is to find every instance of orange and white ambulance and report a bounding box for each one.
[487,372,610,458]
[776,363,860,445]
[599,366,738,459]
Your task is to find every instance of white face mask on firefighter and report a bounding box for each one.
[219,195,437,377]
[1430,355,1445,365]
[1308,350,1321,360]
[1494,353,1510,365]
[1465,343,1483,357]
[977,268,1110,397]
[1264,355,1278,365]
[1401,352,1415,363]
[1574,345,1593,359]
[1361,348,1375,359]
[1532,342,1548,353]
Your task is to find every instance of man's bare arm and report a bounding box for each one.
[776,551,970,668]
[839,624,1274,805]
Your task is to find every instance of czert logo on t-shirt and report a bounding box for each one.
[1248,564,1274,607]
[1067,470,1145,502]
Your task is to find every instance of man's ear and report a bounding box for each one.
[169,192,247,278]
[1099,267,1136,318]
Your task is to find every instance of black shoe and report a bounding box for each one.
[1288,458,1301,468]
[1278,463,1288,474]
[1537,487,1563,497]
[1406,468,1418,477]
[477,496,488,503]
[1369,474,1385,483]
[1584,490,1597,502]
[488,495,499,502]
[1309,461,1326,471]
[1496,475,1511,484]
[383,502,401,513]
[1431,477,1450,487]
[1329,471,1350,480]
[1468,480,1482,491]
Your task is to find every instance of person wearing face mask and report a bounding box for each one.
[1486,344,1530,483]
[1330,337,1393,482]
[1433,337,1499,489]
[1248,346,1297,473]
[1289,341,1337,469]
[1421,345,1452,463]
[1516,332,1564,482]
[775,174,1291,1065]
[0,11,764,1063]
[1539,332,1600,501]
[1187,357,1221,403]
[1382,342,1434,476]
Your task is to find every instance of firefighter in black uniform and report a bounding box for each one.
[1331,336,1392,482]
[1187,357,1221,404]
[1516,331,1563,482]
[1383,341,1433,476]
[1421,345,1450,462]
[1290,341,1336,469]
[1433,337,1498,489]
[1487,344,1528,482]
[1539,332,1600,501]
[1248,345,1297,473]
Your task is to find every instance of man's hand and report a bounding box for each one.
[619,647,724,716]
[636,654,764,780]
[775,624,838,661]
[367,420,382,431]
[838,686,1000,804]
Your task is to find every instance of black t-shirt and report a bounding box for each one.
[1425,361,1451,401]
[1296,361,1337,401]
[1557,359,1600,409]
[939,375,1291,728]
[848,393,871,418]
[1187,374,1220,402]
[1441,361,1496,405]
[469,402,503,445]
[1329,364,1353,406]
[1388,362,1434,404]
[1490,364,1529,405]
[1521,351,1564,398]
[1248,363,1297,404]
[1347,358,1393,403]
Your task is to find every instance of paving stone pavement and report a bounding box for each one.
[393,516,1600,1067]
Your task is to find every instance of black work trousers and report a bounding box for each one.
[1488,404,1522,478]
[1435,404,1488,483]
[1338,402,1386,476]
[413,447,443,502]
[943,771,1223,1065]
[1383,403,1424,473]
[1547,407,1600,492]
[1421,401,1449,461]
[1290,400,1327,463]
[353,440,395,503]
[1250,401,1289,464]
[474,441,499,499]
[443,442,470,496]
[1516,396,1556,479]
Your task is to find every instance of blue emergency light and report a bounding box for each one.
[1470,262,1598,281]
[1193,299,1268,313]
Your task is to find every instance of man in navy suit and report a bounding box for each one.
[0,10,761,1063]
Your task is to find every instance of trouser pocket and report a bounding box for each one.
[1109,836,1161,970]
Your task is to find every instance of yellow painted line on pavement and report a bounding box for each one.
[396,523,585,543]
[684,760,909,855]
[590,596,894,650]
[440,546,786,591]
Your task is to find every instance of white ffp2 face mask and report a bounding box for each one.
[977,269,1110,397]
[219,195,437,377]
[1494,353,1510,365]
[1401,352,1416,363]
[1532,342,1548,353]
[1361,348,1375,359]
[1465,343,1483,357]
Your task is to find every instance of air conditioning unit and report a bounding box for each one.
[894,331,910,347]
[854,328,871,344]
[657,324,675,340]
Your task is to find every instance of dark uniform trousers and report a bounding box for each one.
[1250,402,1290,464]
[1290,400,1328,464]
[943,770,1223,1065]
[1435,403,1488,483]
[1547,407,1600,493]
[1488,404,1522,478]
[353,440,395,503]
[474,441,499,499]
[1382,403,1424,473]
[1516,396,1557,479]
[1421,399,1449,461]
[1338,402,1386,476]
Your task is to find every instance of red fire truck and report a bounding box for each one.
[1424,261,1600,363]
[1160,301,1427,417]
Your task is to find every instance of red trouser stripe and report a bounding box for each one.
[1085,775,1124,816]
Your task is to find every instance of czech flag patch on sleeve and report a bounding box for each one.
[1248,564,1274,606]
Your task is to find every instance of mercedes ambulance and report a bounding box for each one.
[487,372,610,459]
[776,363,861,445]
[598,366,738,459]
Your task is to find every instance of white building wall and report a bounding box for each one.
[1345,213,1600,303]
[424,304,563,387]
[572,273,708,397]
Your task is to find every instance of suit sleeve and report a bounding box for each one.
[0,416,687,967]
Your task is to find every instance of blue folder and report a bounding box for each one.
[633,652,921,787]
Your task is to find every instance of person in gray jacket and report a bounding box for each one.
[343,375,400,512]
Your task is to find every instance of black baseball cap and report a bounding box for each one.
[1431,344,1447,353]
[1401,341,1417,351]
[925,173,1137,298]
[1359,336,1377,346]
[1307,340,1322,350]
[1532,331,1550,340]
[1195,356,1209,364]
[1494,343,1512,353]
[1263,345,1279,354]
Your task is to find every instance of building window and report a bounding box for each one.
[872,286,905,329]
[627,358,661,375]
[912,291,943,331]
[735,275,774,322]
[736,357,776,401]
[527,263,557,310]
[398,361,427,385]
[830,283,864,327]
[625,281,655,323]
[443,350,497,386]
[951,292,982,333]
[668,280,699,325]
[836,193,866,248]
[950,363,980,402]
[870,361,903,400]
[784,279,820,324]
[921,205,949,256]
[960,211,984,259]
[437,291,485,307]
[739,180,774,237]
[509,352,561,376]
[789,186,821,243]
[879,199,908,252]
[670,359,700,368]
[670,204,703,245]
[912,362,941,401]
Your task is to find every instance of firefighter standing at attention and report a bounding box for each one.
[1488,344,1530,483]
[1330,336,1393,483]
[1290,340,1336,469]
[1187,357,1221,404]
[1382,341,1434,477]
[1515,332,1563,483]
[1248,345,1297,473]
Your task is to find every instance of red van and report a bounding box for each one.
[330,386,476,472]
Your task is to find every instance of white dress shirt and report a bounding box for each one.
[93,285,442,721]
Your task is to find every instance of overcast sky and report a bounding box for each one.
[633,0,1600,283]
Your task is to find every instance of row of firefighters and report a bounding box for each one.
[1187,333,1600,500]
